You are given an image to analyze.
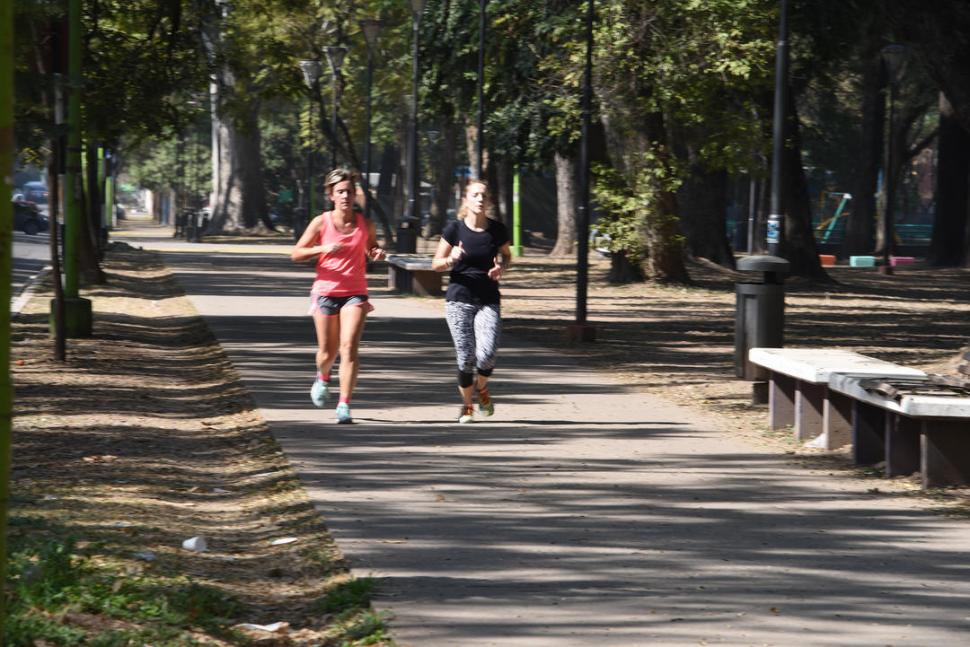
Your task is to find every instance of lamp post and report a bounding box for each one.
[765,0,789,257]
[400,0,426,253]
[568,0,595,343]
[476,0,487,179]
[880,43,908,275]
[360,18,383,224]
[299,58,322,241]
[326,45,347,171]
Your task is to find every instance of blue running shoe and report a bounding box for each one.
[310,378,329,408]
[335,402,353,424]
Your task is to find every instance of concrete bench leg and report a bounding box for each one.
[853,401,885,466]
[769,372,795,430]
[411,270,442,297]
[795,382,825,443]
[822,390,853,449]
[885,414,920,478]
[388,266,412,293]
[921,421,970,488]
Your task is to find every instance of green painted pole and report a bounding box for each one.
[0,0,15,634]
[97,146,105,228]
[104,152,115,229]
[57,0,92,336]
[511,170,522,257]
[64,0,81,299]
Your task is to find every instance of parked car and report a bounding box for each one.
[21,181,49,206]
[12,199,50,235]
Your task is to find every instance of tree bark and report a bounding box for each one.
[428,119,458,237]
[927,93,970,266]
[843,48,884,257]
[495,158,513,225]
[550,150,578,257]
[677,165,733,267]
[208,98,268,232]
[779,91,830,281]
[640,112,690,283]
[608,250,645,283]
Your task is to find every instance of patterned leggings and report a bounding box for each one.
[445,301,501,383]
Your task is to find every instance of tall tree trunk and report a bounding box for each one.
[779,92,830,281]
[208,98,267,232]
[642,112,690,283]
[550,150,577,257]
[843,48,884,256]
[677,166,733,267]
[428,119,458,237]
[377,143,397,225]
[84,143,103,257]
[465,120,489,180]
[928,93,970,266]
[495,158,513,225]
[670,119,734,267]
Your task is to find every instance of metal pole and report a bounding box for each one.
[364,48,374,222]
[747,178,757,253]
[766,0,788,257]
[882,81,897,274]
[476,0,486,179]
[407,11,421,227]
[575,0,593,326]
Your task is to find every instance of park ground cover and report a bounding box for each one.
[8,243,391,646]
[8,232,970,644]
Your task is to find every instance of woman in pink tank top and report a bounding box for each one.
[291,168,386,424]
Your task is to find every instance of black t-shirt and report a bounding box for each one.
[442,218,510,305]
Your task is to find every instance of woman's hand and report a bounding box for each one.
[369,246,386,261]
[320,242,344,255]
[449,241,465,265]
[487,261,504,281]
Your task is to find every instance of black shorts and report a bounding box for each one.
[317,294,369,316]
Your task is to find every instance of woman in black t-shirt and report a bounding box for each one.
[432,180,512,424]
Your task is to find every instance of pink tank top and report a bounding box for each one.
[311,211,369,297]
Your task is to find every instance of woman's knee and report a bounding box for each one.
[339,340,359,362]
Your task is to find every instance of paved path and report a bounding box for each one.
[121,227,970,646]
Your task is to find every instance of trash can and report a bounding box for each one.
[734,255,789,381]
[396,219,418,253]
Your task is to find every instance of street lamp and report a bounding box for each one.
[359,18,383,224]
[401,0,427,252]
[568,0,595,343]
[765,0,789,257]
[325,45,347,171]
[880,43,908,275]
[299,58,322,240]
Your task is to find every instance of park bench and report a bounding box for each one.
[828,373,970,488]
[747,348,925,449]
[385,254,442,297]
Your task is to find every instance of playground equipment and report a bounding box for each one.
[816,192,852,243]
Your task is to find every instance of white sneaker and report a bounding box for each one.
[458,405,475,424]
[310,378,329,408]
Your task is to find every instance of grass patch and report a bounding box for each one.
[4,530,244,646]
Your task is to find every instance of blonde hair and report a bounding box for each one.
[324,167,357,196]
[457,180,489,221]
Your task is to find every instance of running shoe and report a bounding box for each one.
[477,386,494,417]
[310,377,329,408]
[335,402,353,424]
[458,405,475,424]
